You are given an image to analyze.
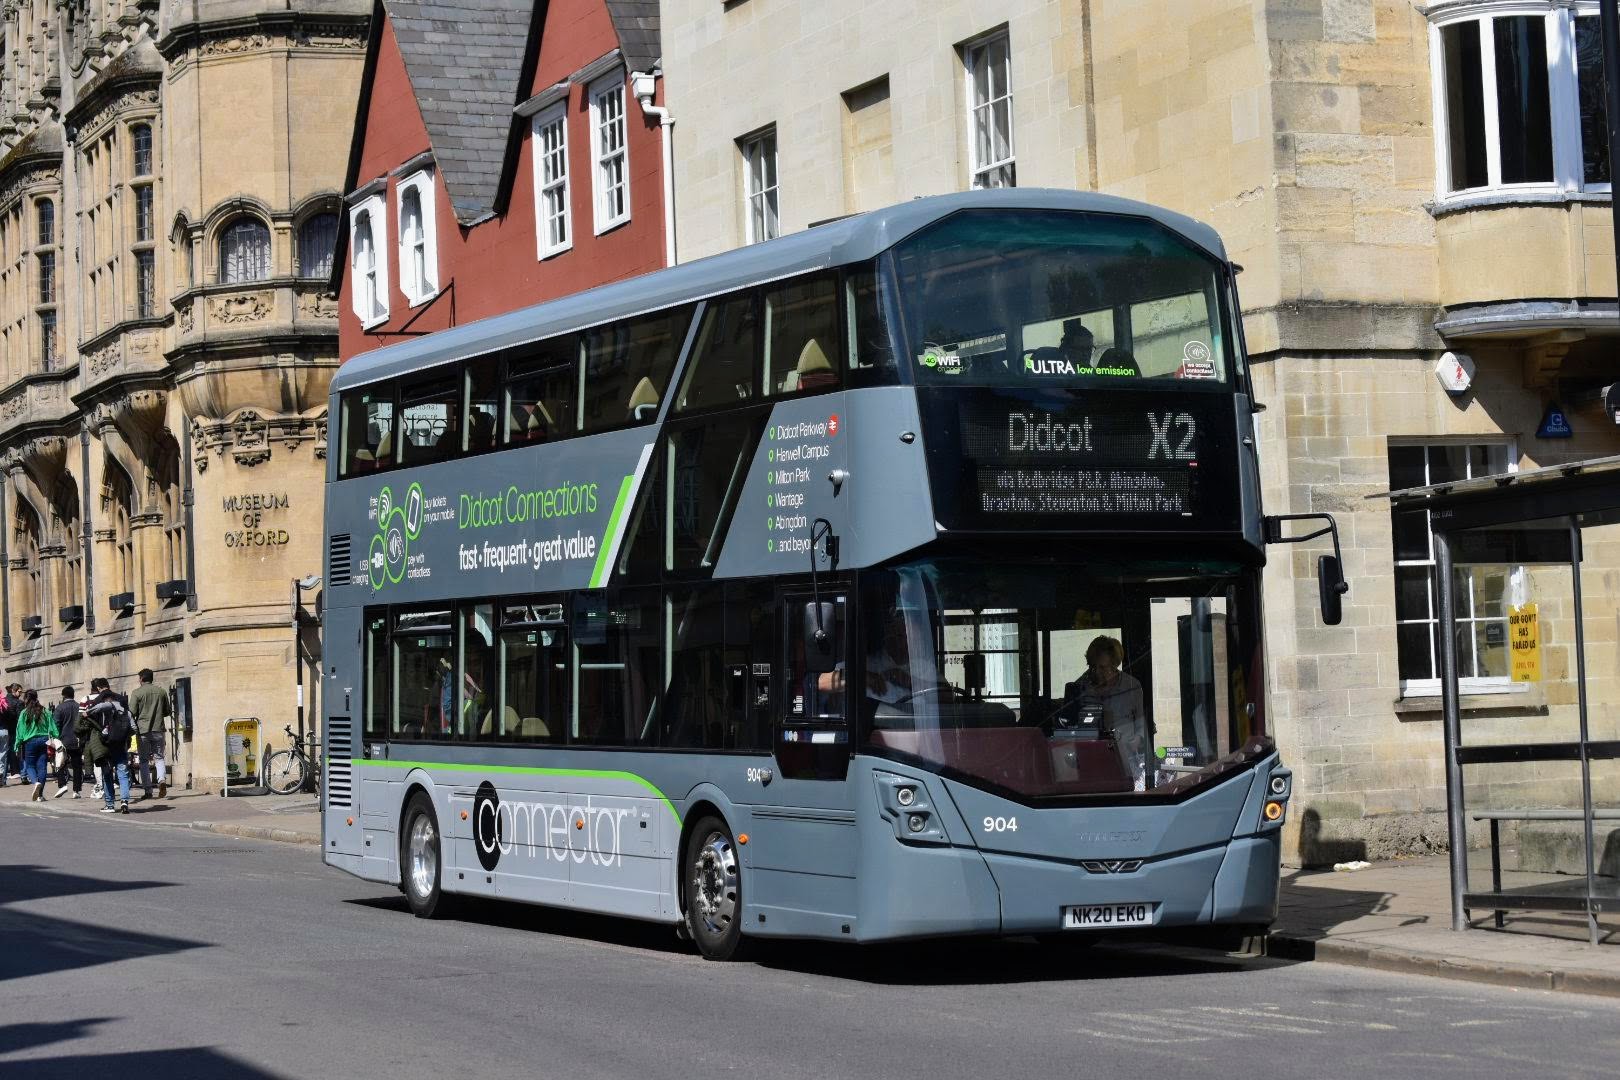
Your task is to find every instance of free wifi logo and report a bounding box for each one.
[368,482,423,591]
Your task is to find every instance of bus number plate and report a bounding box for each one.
[1062,903,1157,930]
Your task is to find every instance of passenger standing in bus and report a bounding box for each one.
[1063,636,1151,790]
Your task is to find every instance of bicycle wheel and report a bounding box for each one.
[265,749,306,795]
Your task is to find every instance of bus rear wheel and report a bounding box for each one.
[401,792,449,919]
[684,816,749,961]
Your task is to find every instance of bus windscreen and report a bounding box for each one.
[890,209,1233,387]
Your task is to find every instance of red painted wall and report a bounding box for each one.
[339,4,667,362]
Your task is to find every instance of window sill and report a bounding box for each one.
[1394,686,1547,720]
[359,312,390,331]
[402,287,440,310]
[593,214,631,238]
[538,241,574,262]
[1429,189,1610,220]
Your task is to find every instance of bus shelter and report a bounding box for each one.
[1386,456,1620,946]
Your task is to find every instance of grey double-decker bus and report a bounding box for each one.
[320,189,1342,959]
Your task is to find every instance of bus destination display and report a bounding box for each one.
[928,392,1239,531]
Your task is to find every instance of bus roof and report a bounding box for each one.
[331,188,1229,394]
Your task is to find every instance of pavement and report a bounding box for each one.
[4,774,1618,999]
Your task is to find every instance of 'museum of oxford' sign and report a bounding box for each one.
[224,491,292,548]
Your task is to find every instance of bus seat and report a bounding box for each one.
[354,428,391,466]
[517,715,551,739]
[627,377,659,420]
[792,338,837,391]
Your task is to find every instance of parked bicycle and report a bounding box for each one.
[265,724,322,796]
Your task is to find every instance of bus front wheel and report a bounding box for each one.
[684,816,749,961]
[401,792,449,919]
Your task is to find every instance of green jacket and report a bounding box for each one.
[130,682,171,737]
[14,704,58,744]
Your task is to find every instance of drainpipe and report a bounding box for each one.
[631,69,676,267]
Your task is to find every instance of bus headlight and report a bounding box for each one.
[907,813,927,833]
[897,786,916,807]
[1269,775,1287,796]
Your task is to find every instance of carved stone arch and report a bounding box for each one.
[200,194,277,250]
[291,190,343,228]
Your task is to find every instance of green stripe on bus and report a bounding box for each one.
[588,474,636,588]
[349,758,682,826]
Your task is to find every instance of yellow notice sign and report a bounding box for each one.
[1509,603,1541,682]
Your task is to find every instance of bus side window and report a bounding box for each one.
[364,611,389,739]
[674,292,756,414]
[464,359,499,453]
[505,336,578,445]
[581,306,693,433]
[668,414,764,570]
[764,276,840,398]
[845,266,898,387]
[340,389,395,477]
[398,377,458,466]
[572,588,661,746]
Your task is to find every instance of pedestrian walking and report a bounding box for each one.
[0,681,16,788]
[82,686,133,814]
[130,668,172,800]
[15,689,60,801]
[52,685,84,799]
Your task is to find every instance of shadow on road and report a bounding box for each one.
[0,1019,113,1056]
[0,864,173,905]
[344,891,1294,983]
[0,909,207,983]
[0,1047,285,1080]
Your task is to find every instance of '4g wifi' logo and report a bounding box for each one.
[368,483,423,590]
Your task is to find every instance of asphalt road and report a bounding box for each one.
[3,808,1619,1080]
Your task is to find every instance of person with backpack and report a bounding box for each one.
[52,685,84,798]
[15,689,59,801]
[82,686,133,813]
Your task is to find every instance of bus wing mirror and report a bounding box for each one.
[1317,555,1347,626]
[803,603,840,673]
[1265,513,1351,627]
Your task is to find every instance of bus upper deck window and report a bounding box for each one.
[505,336,578,445]
[398,377,458,466]
[845,267,898,386]
[581,306,692,433]
[674,292,757,414]
[764,276,840,397]
[464,360,499,453]
[341,390,394,477]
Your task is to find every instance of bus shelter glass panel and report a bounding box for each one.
[860,556,1263,798]
[1450,516,1608,929]
[1577,514,1620,916]
[888,210,1233,387]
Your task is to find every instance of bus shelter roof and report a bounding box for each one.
[1371,454,1620,532]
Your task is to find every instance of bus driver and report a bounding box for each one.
[1061,635,1151,790]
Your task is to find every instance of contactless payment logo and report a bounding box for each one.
[368,482,423,590]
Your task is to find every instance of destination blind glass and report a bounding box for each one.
[920,388,1240,531]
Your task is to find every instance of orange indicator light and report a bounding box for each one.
[737,833,749,845]
[461,810,469,821]
[345,817,353,826]
[1263,801,1284,821]
[575,819,585,829]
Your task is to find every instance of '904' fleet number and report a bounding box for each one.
[983,816,1019,833]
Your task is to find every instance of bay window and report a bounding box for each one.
[1431,3,1610,198]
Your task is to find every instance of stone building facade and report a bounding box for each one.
[0,1,367,789]
[661,0,1620,863]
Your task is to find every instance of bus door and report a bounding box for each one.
[738,586,859,927]
[777,586,851,781]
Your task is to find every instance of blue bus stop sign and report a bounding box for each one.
[1537,403,1574,439]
